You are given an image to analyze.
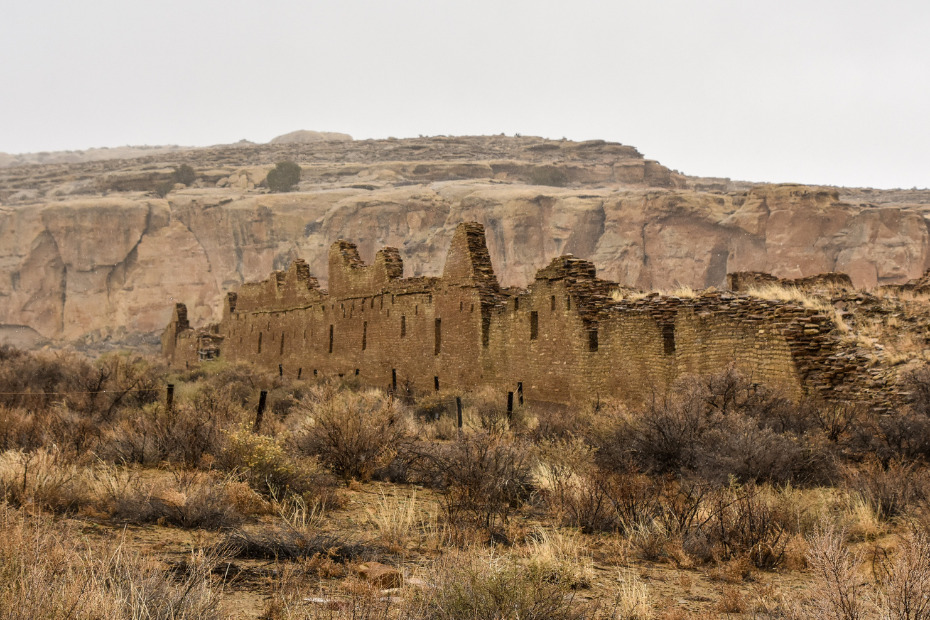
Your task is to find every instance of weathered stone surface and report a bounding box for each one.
[1,135,929,347]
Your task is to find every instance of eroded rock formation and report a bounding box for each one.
[1,135,928,348]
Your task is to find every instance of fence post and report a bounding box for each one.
[254,390,268,433]
[166,384,174,413]
[456,396,463,434]
[507,392,513,419]
[278,364,283,378]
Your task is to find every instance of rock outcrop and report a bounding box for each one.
[0,135,928,349]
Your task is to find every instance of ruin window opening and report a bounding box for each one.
[434,318,442,355]
[587,329,598,352]
[257,332,263,354]
[662,324,676,355]
[279,333,285,356]
[371,298,374,309]
[401,315,406,338]
[329,325,334,353]
[530,311,538,340]
[362,321,368,350]
[567,297,572,311]
[415,305,418,315]
[514,298,520,311]
[460,301,463,311]
[551,295,556,311]
[428,294,433,304]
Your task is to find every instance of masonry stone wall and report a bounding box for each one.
[163,222,880,407]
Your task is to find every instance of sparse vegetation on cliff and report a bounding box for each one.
[265,160,301,192]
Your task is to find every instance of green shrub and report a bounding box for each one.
[266,160,301,192]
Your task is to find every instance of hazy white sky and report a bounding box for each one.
[1,0,927,188]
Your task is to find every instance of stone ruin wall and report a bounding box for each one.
[164,222,885,409]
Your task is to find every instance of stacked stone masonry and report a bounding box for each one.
[163,222,886,408]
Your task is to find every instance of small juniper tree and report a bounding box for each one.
[266,161,301,192]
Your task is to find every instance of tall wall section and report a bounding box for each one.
[163,222,879,407]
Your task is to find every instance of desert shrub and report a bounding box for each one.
[0,348,96,411]
[294,388,409,483]
[413,431,533,535]
[99,400,227,467]
[702,483,789,569]
[697,414,834,485]
[0,448,93,514]
[906,365,930,418]
[805,527,867,620]
[843,458,926,521]
[97,468,245,529]
[876,411,930,463]
[874,528,930,620]
[219,425,334,504]
[266,160,301,192]
[174,163,196,185]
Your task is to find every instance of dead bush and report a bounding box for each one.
[294,388,409,483]
[697,414,833,485]
[413,431,533,535]
[702,483,789,569]
[843,459,926,521]
[805,527,868,620]
[872,528,930,619]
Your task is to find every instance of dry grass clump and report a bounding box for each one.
[0,502,224,618]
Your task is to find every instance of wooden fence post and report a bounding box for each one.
[166,384,174,413]
[254,390,268,433]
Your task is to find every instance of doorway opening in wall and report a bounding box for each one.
[434,318,442,355]
[362,322,367,350]
[588,329,598,352]
[329,325,334,353]
[257,332,263,354]
[530,311,538,340]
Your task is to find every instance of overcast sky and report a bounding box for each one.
[1,0,927,188]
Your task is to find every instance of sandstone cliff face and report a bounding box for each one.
[0,135,927,347]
